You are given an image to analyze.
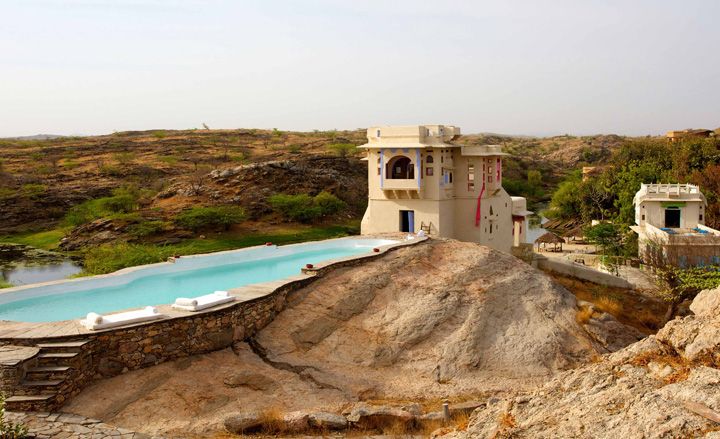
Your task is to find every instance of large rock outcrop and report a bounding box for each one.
[254,239,607,399]
[451,287,720,439]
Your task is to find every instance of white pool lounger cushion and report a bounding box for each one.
[81,306,164,330]
[172,291,235,312]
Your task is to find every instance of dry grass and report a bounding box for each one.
[219,401,480,437]
[257,407,287,435]
[595,295,623,315]
[498,412,516,429]
[453,412,471,431]
[575,306,594,325]
[363,394,487,412]
[630,348,692,384]
[550,273,666,334]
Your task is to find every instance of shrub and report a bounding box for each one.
[153,130,167,139]
[99,164,122,176]
[327,143,356,157]
[101,188,139,213]
[0,393,29,437]
[314,191,345,216]
[158,155,178,165]
[21,184,47,198]
[268,192,345,223]
[0,279,12,289]
[175,206,246,231]
[63,188,141,227]
[128,220,170,238]
[82,242,167,274]
[0,188,17,200]
[62,159,80,169]
[34,164,52,175]
[114,152,136,165]
[268,194,319,222]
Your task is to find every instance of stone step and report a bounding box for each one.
[4,394,56,412]
[27,365,71,373]
[25,365,71,381]
[37,352,78,366]
[36,340,91,353]
[12,378,65,397]
[20,379,64,387]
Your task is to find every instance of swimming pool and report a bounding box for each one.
[0,237,398,323]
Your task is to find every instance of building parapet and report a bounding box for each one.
[361,125,461,148]
[460,144,508,157]
[382,178,421,191]
[637,222,720,245]
[633,183,706,204]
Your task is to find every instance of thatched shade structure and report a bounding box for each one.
[535,232,565,252]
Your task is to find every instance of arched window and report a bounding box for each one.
[386,156,414,179]
[426,155,434,163]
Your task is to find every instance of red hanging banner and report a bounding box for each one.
[475,180,485,227]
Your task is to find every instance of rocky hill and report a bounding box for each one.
[451,287,720,438]
[0,129,366,233]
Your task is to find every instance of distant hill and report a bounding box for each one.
[2,134,69,140]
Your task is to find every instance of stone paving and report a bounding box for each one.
[5,412,161,439]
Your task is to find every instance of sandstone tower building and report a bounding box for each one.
[359,125,531,253]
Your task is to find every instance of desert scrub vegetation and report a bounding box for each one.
[158,155,179,165]
[551,274,665,333]
[127,220,171,238]
[268,191,345,223]
[82,242,168,274]
[327,142,357,157]
[21,183,47,198]
[63,187,146,227]
[0,187,17,200]
[174,206,246,232]
[0,393,29,437]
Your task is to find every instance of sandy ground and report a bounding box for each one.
[65,344,349,436]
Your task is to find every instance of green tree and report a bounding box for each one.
[268,192,345,223]
[175,206,246,231]
[547,171,583,219]
[527,170,542,187]
[658,265,720,322]
[585,222,624,274]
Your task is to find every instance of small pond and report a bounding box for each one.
[0,243,82,287]
[2,261,82,286]
[526,213,548,244]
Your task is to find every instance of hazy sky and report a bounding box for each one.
[1,0,719,137]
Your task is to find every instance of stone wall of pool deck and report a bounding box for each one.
[0,235,425,412]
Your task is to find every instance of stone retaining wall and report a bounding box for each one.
[536,255,633,289]
[0,237,423,410]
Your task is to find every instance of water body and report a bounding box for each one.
[526,215,549,244]
[0,238,397,323]
[2,261,82,286]
[0,243,82,288]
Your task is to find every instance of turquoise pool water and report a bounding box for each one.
[0,238,397,323]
